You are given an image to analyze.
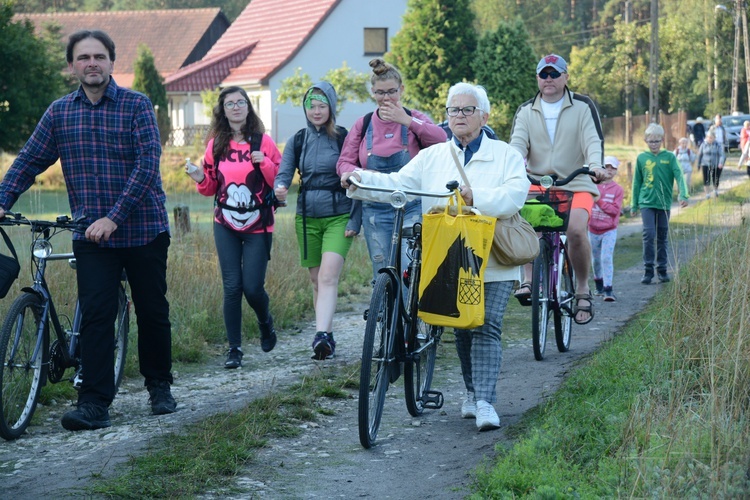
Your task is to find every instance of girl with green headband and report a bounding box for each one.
[275,82,358,360]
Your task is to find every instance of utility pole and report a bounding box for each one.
[625,0,633,144]
[649,0,659,121]
[743,0,750,111]
[730,0,742,112]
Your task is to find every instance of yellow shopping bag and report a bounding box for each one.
[418,192,495,329]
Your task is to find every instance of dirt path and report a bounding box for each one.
[0,169,746,499]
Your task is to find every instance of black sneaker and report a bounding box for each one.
[61,401,111,431]
[603,287,616,302]
[658,272,671,283]
[641,273,654,284]
[147,379,177,415]
[224,347,243,369]
[593,278,604,296]
[311,332,336,360]
[259,316,277,353]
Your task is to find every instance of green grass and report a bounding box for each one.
[471,180,750,498]
[88,364,359,498]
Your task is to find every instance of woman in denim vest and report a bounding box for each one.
[336,58,447,281]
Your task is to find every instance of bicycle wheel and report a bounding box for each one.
[531,239,552,361]
[554,241,575,353]
[113,284,130,390]
[0,293,48,440]
[404,315,442,417]
[358,273,394,449]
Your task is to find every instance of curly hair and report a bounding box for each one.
[207,86,265,161]
[369,58,402,86]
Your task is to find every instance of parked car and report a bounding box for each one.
[721,113,750,151]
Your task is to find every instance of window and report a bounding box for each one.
[364,28,388,55]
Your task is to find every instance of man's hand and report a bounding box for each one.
[590,167,610,182]
[0,208,5,219]
[85,217,117,243]
[341,171,362,190]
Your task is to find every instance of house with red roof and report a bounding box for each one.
[165,0,408,144]
[14,9,230,89]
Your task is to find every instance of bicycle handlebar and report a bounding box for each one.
[349,178,459,199]
[0,211,89,233]
[527,166,597,187]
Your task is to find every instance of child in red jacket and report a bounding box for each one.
[588,156,624,302]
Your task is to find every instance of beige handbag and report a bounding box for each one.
[449,147,539,266]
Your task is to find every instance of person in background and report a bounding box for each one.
[695,130,726,200]
[509,53,608,325]
[631,123,689,285]
[588,156,624,302]
[0,30,176,431]
[274,82,357,361]
[673,137,696,193]
[342,82,529,432]
[336,57,447,282]
[737,120,750,175]
[708,114,727,152]
[690,117,705,148]
[186,86,282,369]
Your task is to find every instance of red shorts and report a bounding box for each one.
[528,186,594,216]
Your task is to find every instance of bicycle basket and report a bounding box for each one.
[520,190,574,232]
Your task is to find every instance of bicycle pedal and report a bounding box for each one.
[363,308,369,321]
[421,390,443,409]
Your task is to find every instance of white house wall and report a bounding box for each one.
[266,0,408,144]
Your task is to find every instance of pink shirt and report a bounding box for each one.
[588,181,624,234]
[197,134,282,234]
[336,109,446,174]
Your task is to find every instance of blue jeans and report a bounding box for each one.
[74,232,172,406]
[640,207,670,273]
[214,223,272,348]
[361,199,422,281]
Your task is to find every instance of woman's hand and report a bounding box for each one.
[275,184,288,204]
[459,185,473,206]
[251,151,265,164]
[341,171,362,190]
[185,159,205,183]
[378,101,412,127]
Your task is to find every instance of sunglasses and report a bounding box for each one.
[538,70,564,80]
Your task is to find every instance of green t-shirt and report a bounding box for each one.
[631,149,689,211]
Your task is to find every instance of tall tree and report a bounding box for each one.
[0,2,67,152]
[472,19,538,140]
[131,43,171,145]
[388,0,477,120]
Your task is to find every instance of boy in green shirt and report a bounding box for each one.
[631,123,689,284]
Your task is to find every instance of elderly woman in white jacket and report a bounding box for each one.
[341,82,529,432]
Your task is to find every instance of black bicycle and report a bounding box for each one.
[352,179,458,449]
[0,212,130,440]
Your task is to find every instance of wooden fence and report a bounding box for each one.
[603,110,688,151]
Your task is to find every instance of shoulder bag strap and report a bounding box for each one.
[449,145,471,188]
[0,227,19,262]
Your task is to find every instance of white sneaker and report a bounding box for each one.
[461,393,476,419]
[475,400,500,431]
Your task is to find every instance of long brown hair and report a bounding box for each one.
[207,86,265,161]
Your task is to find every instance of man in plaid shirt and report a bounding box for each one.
[0,30,176,431]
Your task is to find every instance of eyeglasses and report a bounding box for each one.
[645,140,662,144]
[538,70,565,80]
[224,100,248,110]
[446,106,478,117]
[372,88,399,97]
